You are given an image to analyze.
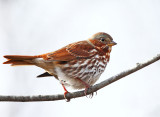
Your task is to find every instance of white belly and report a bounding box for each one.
[55,56,107,89]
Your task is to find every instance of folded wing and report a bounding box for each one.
[42,41,97,61]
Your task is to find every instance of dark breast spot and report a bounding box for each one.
[57,61,68,64]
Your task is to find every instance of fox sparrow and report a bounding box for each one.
[3,32,116,101]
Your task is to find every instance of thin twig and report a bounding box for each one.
[0,54,160,102]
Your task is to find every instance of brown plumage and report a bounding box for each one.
[3,32,117,101]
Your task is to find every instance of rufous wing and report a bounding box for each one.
[42,41,97,61]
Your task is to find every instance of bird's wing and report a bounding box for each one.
[42,41,97,61]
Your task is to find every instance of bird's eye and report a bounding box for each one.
[100,38,105,42]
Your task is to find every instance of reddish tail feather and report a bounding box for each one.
[3,55,41,66]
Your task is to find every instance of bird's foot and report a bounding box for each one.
[61,83,70,102]
[76,78,96,98]
[84,86,97,98]
[64,90,70,102]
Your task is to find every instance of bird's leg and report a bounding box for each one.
[76,78,91,96]
[61,81,70,102]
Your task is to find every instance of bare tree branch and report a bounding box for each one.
[0,54,160,102]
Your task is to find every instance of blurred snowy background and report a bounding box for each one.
[0,0,160,117]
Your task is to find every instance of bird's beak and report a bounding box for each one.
[108,41,117,46]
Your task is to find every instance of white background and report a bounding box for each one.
[0,0,160,117]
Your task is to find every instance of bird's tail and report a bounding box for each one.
[3,55,41,66]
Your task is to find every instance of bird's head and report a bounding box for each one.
[91,32,117,47]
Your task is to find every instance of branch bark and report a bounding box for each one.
[0,54,160,102]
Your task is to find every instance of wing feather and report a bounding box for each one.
[43,41,97,61]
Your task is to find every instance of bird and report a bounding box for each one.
[3,32,117,101]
